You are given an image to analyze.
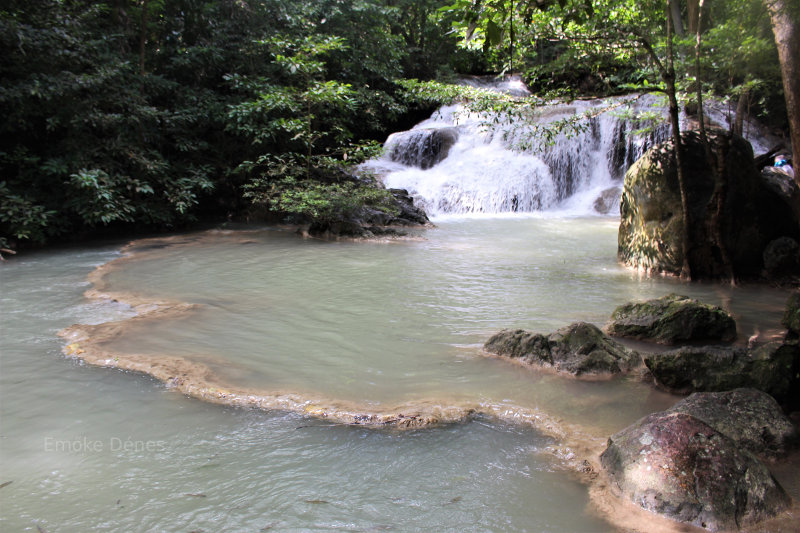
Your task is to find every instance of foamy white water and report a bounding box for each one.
[363,89,776,219]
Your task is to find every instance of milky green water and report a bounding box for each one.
[0,217,793,532]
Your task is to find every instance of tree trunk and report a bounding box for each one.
[696,0,735,283]
[688,0,700,34]
[666,1,693,280]
[139,0,149,76]
[734,86,749,136]
[764,0,800,186]
[670,0,685,36]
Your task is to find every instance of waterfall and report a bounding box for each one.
[361,86,773,218]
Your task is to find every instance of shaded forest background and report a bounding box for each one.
[0,0,793,251]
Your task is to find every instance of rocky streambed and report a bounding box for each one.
[484,293,800,531]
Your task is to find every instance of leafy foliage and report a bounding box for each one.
[0,0,465,249]
[0,0,791,250]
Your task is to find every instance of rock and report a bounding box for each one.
[781,292,800,337]
[385,188,430,226]
[593,186,620,214]
[618,129,800,279]
[484,322,640,376]
[308,188,430,238]
[607,294,736,344]
[761,165,799,198]
[384,127,459,170]
[643,341,800,406]
[666,389,799,458]
[600,411,791,531]
[763,237,800,279]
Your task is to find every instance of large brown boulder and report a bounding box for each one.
[484,322,640,376]
[601,410,791,531]
[618,129,800,279]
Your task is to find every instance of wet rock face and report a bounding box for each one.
[643,341,800,406]
[593,186,620,214]
[601,411,791,531]
[666,388,799,458]
[484,322,640,376]
[763,237,800,279]
[618,129,800,279]
[607,294,736,345]
[384,127,459,170]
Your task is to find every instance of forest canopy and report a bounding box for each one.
[0,0,794,251]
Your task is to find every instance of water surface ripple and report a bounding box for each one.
[2,218,795,532]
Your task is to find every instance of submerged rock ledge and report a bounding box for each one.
[59,231,580,442]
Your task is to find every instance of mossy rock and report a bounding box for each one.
[782,292,800,337]
[643,341,800,407]
[484,322,640,376]
[618,130,799,279]
[607,294,736,345]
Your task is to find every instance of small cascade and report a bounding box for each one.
[534,98,672,204]
[362,87,772,218]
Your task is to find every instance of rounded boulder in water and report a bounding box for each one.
[601,410,791,531]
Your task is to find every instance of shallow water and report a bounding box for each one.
[0,218,795,532]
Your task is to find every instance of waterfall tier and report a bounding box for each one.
[362,92,776,218]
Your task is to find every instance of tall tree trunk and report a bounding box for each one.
[734,86,749,136]
[666,0,693,279]
[139,0,149,76]
[764,0,800,186]
[670,0,685,36]
[509,1,515,73]
[688,0,700,34]
[111,0,130,54]
[696,0,735,283]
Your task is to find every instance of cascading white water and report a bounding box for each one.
[362,93,671,217]
[363,81,777,218]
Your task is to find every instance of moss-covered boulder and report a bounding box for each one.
[607,294,736,344]
[782,291,800,338]
[484,322,640,376]
[618,129,799,279]
[643,341,800,407]
[600,410,791,531]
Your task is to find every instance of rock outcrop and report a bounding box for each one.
[600,407,791,531]
[606,294,736,344]
[593,186,621,215]
[484,322,640,376]
[642,341,800,406]
[618,129,800,279]
[308,188,430,238]
[384,127,459,170]
[665,388,798,458]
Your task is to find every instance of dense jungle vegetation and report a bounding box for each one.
[1,0,797,252]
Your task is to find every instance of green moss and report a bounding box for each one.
[608,294,736,344]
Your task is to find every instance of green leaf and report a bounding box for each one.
[486,19,503,46]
